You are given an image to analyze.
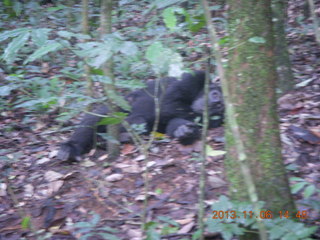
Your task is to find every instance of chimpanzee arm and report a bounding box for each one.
[165,118,200,145]
[57,105,109,161]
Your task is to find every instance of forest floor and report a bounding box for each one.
[0,0,320,239]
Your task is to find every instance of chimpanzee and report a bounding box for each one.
[57,70,224,161]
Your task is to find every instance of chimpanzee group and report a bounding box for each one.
[58,70,224,161]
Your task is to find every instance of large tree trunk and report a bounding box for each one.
[225,0,296,237]
[272,0,294,94]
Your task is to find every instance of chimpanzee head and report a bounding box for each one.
[191,84,224,116]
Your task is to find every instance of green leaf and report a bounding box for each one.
[21,216,31,229]
[120,41,138,56]
[146,42,164,64]
[24,41,62,64]
[90,68,104,76]
[187,15,206,32]
[58,30,91,40]
[291,182,307,194]
[57,30,74,39]
[146,42,183,75]
[108,91,131,111]
[168,53,183,77]
[162,7,178,31]
[303,185,316,198]
[154,0,184,9]
[73,221,93,229]
[2,31,30,63]
[218,36,230,45]
[89,46,112,68]
[248,37,266,44]
[0,28,30,42]
[269,225,285,239]
[0,85,18,96]
[99,226,118,233]
[96,232,118,240]
[31,28,52,47]
[13,1,23,16]
[206,145,226,157]
[98,116,123,125]
[290,177,304,182]
[46,5,66,12]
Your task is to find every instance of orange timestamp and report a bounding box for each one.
[212,210,309,220]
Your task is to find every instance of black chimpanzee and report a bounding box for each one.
[57,70,224,161]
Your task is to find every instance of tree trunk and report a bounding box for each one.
[225,0,296,238]
[272,0,294,94]
[82,0,93,97]
[100,0,120,159]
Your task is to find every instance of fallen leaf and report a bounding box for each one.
[122,144,135,155]
[105,173,124,182]
[44,171,63,182]
[0,183,7,197]
[178,222,195,234]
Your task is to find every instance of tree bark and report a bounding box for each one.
[272,0,294,94]
[225,0,296,238]
[82,0,93,97]
[100,0,120,159]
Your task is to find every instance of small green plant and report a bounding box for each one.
[145,216,180,240]
[291,177,319,199]
[73,213,119,240]
[206,196,317,240]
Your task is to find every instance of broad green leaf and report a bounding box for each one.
[4,0,12,7]
[57,30,74,39]
[100,226,118,233]
[90,68,104,75]
[206,145,226,157]
[90,213,100,225]
[303,185,316,198]
[154,0,184,9]
[210,5,222,11]
[290,177,304,182]
[146,42,184,75]
[13,1,23,16]
[77,42,112,68]
[24,41,62,64]
[96,232,118,240]
[269,225,285,239]
[162,7,178,31]
[93,75,145,90]
[248,37,266,44]
[120,41,138,56]
[107,91,131,111]
[168,53,183,77]
[291,182,307,194]
[31,28,52,47]
[0,28,30,42]
[21,216,31,229]
[15,98,57,109]
[90,52,112,68]
[58,31,91,40]
[2,31,30,63]
[119,0,135,6]
[98,117,123,125]
[73,221,93,229]
[46,5,66,12]
[146,42,164,64]
[0,85,18,96]
[218,36,230,45]
[187,15,206,32]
